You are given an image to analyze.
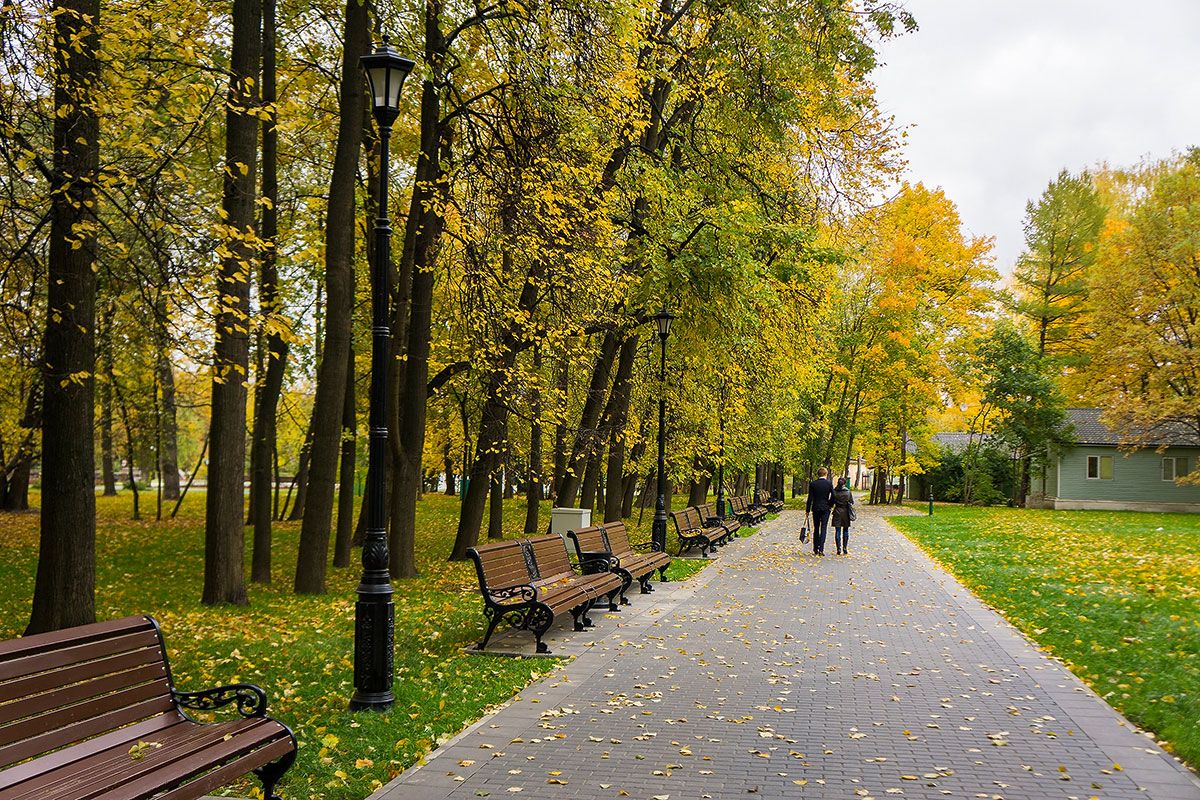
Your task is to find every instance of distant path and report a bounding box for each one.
[371,507,1200,800]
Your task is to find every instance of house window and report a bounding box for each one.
[1163,456,1188,481]
[1087,455,1113,480]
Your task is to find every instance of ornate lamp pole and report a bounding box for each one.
[651,308,675,553]
[352,37,415,713]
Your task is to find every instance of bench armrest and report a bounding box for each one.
[578,551,617,574]
[174,683,269,718]
[486,584,537,606]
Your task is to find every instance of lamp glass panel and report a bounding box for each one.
[366,65,390,109]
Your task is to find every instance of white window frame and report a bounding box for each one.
[1087,455,1113,480]
[1163,456,1188,482]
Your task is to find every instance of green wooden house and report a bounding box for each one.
[1028,408,1200,512]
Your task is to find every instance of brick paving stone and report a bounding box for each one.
[371,507,1200,800]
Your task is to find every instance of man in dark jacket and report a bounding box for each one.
[805,468,834,556]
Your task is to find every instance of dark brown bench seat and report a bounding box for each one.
[755,489,784,514]
[568,521,671,602]
[468,535,623,654]
[669,507,732,556]
[697,503,741,538]
[0,615,296,800]
[729,495,766,525]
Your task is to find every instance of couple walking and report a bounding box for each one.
[804,468,855,556]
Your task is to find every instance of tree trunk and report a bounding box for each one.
[249,0,287,583]
[579,447,603,512]
[157,351,181,501]
[549,354,569,501]
[524,351,543,535]
[286,417,313,520]
[488,472,503,540]
[602,334,638,522]
[295,0,368,594]
[99,305,117,496]
[391,42,452,579]
[687,475,710,507]
[555,330,618,506]
[203,0,260,607]
[443,444,455,495]
[3,379,39,512]
[27,0,100,634]
[334,347,357,568]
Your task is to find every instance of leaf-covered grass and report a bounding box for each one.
[891,505,1200,770]
[0,491,710,799]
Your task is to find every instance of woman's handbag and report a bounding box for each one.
[800,514,810,542]
[848,503,857,522]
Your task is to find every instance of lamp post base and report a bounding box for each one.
[350,595,395,712]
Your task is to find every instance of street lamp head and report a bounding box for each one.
[653,308,675,341]
[360,36,415,127]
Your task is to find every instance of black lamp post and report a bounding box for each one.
[351,37,414,713]
[651,308,674,553]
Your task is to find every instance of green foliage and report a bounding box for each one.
[893,506,1200,770]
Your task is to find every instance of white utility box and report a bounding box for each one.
[549,507,592,536]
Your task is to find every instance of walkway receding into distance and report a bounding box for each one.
[372,507,1200,800]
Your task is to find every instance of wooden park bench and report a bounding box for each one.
[697,503,741,538]
[567,521,671,602]
[729,495,767,525]
[0,615,296,800]
[669,507,732,556]
[756,490,784,514]
[468,535,623,654]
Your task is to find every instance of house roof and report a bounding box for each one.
[1066,408,1200,447]
[905,432,989,455]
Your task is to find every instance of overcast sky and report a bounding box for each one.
[871,1,1200,273]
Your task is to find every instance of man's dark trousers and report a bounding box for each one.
[806,476,835,556]
[811,509,830,555]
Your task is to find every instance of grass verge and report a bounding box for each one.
[890,505,1199,769]
[0,491,711,799]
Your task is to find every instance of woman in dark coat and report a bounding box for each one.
[831,478,855,555]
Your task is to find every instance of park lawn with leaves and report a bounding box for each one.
[0,492,709,799]
[891,505,1200,769]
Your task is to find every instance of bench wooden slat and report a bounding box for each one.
[0,695,175,770]
[32,718,285,800]
[0,714,185,792]
[6,718,240,800]
[0,661,166,727]
[0,647,164,718]
[154,735,295,800]
[0,629,162,684]
[0,617,155,663]
[0,678,172,750]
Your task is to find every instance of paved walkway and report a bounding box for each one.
[372,508,1200,800]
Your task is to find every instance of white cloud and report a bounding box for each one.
[872,0,1200,271]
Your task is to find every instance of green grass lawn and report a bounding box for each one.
[0,491,709,799]
[891,505,1200,769]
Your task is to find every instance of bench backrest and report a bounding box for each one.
[469,539,536,593]
[528,535,576,583]
[600,522,633,556]
[669,509,692,534]
[686,506,708,531]
[697,503,715,520]
[567,526,609,557]
[0,615,180,771]
[730,495,746,512]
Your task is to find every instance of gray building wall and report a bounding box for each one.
[1041,445,1200,511]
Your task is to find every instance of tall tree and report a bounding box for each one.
[27,0,101,633]
[249,0,287,583]
[293,0,368,594]
[1090,152,1200,458]
[203,0,261,606]
[1011,169,1106,363]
